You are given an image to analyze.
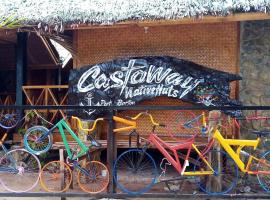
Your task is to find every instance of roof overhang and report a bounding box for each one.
[66,12,270,30]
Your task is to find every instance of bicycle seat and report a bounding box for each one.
[252,130,270,136]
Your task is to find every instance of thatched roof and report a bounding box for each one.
[0,0,269,27]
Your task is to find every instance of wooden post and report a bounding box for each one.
[16,32,27,109]
[107,110,116,193]
[15,32,27,140]
[208,111,222,193]
[59,149,66,200]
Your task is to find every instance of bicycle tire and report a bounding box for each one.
[0,112,20,129]
[77,161,109,194]
[193,150,238,195]
[113,149,158,195]
[40,160,72,192]
[168,110,201,139]
[24,126,53,155]
[0,149,41,192]
[257,150,270,192]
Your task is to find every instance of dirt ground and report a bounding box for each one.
[0,168,268,200]
[0,197,269,200]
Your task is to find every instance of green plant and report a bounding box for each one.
[0,15,24,29]
[39,152,50,167]
[17,127,26,136]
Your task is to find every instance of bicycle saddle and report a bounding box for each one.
[87,135,102,148]
[252,130,270,137]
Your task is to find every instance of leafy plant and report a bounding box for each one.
[17,127,26,136]
[0,15,24,29]
[39,152,49,167]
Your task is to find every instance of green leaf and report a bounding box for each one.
[0,15,24,29]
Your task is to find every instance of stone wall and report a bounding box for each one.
[240,20,270,130]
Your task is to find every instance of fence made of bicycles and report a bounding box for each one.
[1,105,270,198]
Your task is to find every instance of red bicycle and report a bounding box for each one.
[113,112,237,195]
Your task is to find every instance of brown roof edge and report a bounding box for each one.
[65,12,270,30]
[38,35,60,65]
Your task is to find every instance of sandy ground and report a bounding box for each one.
[0,168,267,200]
[0,197,269,200]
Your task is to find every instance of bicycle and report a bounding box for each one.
[180,111,270,193]
[112,112,238,195]
[0,132,41,192]
[0,109,56,132]
[0,108,20,129]
[23,116,109,193]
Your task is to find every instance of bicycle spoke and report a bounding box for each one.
[194,150,238,195]
[78,161,109,194]
[113,149,157,195]
[257,151,270,192]
[0,149,41,192]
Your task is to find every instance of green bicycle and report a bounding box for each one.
[23,117,109,193]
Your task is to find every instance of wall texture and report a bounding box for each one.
[240,20,270,130]
[73,22,239,72]
[73,22,240,138]
[73,22,240,95]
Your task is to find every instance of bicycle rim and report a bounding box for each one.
[78,161,109,194]
[113,149,157,195]
[24,126,52,155]
[0,149,41,192]
[194,150,238,195]
[0,111,20,129]
[40,160,72,192]
[257,150,270,192]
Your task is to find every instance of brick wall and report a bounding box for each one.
[72,22,240,139]
[73,22,239,75]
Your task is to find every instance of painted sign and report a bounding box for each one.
[68,56,242,119]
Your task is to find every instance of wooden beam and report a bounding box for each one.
[0,64,59,70]
[39,36,60,65]
[22,85,68,89]
[16,32,27,107]
[65,12,270,30]
[0,39,15,45]
[107,110,116,193]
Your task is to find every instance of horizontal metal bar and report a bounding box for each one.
[0,192,269,199]
[0,105,270,110]
[22,85,68,89]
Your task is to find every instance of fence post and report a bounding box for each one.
[107,109,116,193]
[16,32,27,107]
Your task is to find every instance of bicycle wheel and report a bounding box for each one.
[0,112,20,129]
[168,110,201,139]
[113,149,157,195]
[78,161,109,193]
[40,160,72,192]
[24,126,53,155]
[256,150,270,192]
[193,150,238,195]
[0,149,41,192]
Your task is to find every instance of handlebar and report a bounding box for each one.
[72,116,104,132]
[130,112,162,127]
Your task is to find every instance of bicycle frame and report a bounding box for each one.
[37,119,89,160]
[212,129,270,175]
[110,112,216,176]
[147,132,215,176]
[186,111,270,175]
